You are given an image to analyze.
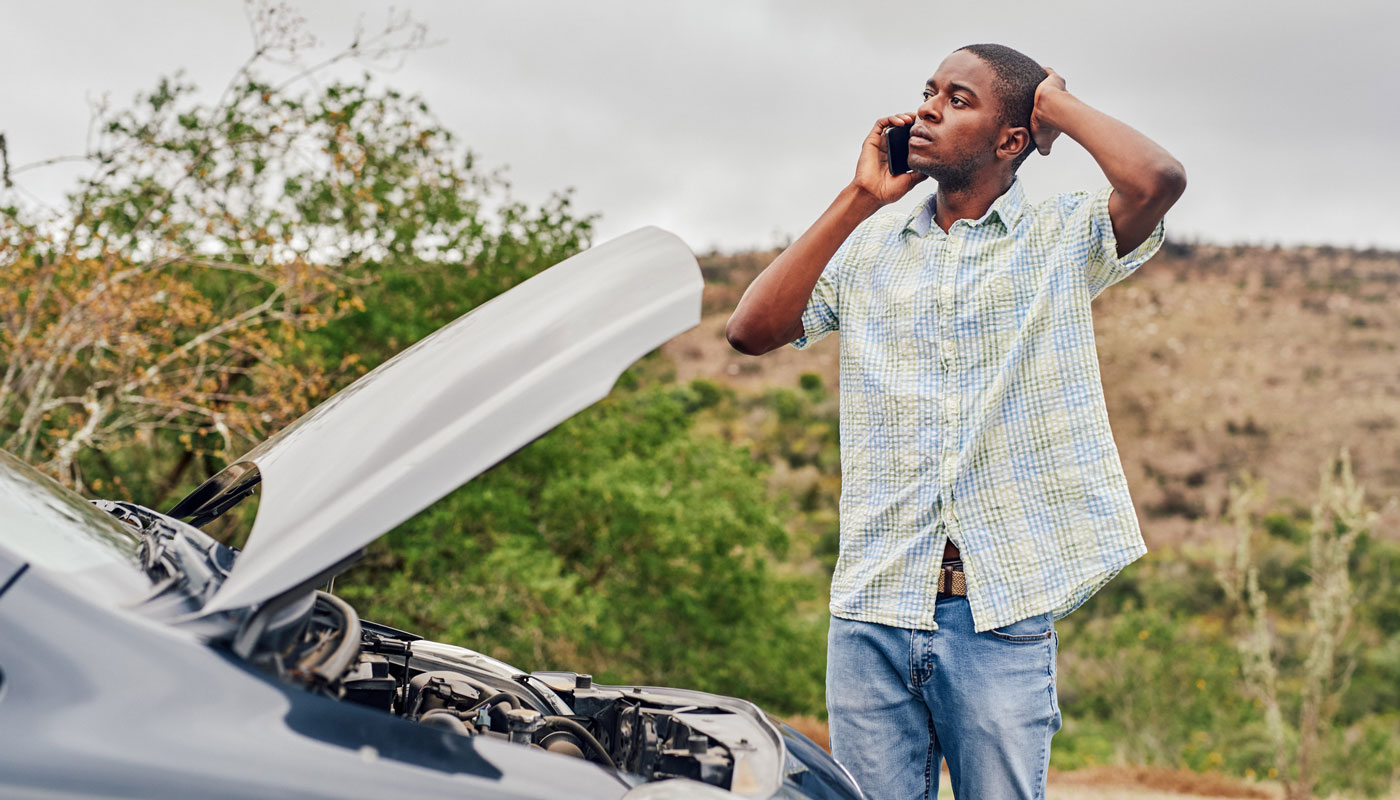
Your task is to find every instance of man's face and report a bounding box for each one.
[907,50,1005,192]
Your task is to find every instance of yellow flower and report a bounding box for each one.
[1138,629,1149,640]
[1196,678,1206,690]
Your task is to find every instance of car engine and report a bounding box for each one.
[260,590,753,792]
[96,501,777,794]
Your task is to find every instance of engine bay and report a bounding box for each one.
[95,501,787,796]
[257,591,758,792]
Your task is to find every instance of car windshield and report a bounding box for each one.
[0,449,150,605]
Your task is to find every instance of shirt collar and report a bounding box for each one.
[902,176,1027,238]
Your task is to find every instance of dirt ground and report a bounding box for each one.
[782,715,1285,799]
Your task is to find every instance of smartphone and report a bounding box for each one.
[884,124,911,176]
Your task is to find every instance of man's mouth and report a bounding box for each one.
[909,126,935,145]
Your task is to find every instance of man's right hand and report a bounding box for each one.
[852,114,929,208]
[726,114,928,357]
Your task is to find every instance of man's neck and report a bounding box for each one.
[933,173,1014,233]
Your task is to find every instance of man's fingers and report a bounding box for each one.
[871,113,915,135]
[902,171,929,187]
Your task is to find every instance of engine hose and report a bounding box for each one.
[419,709,473,736]
[543,716,616,770]
[465,691,520,712]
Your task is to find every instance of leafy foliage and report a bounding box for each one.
[336,376,828,715]
[0,9,589,500]
[1,4,822,720]
[1052,460,1400,797]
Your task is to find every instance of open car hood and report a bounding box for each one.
[171,227,702,614]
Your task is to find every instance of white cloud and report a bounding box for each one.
[4,0,1397,250]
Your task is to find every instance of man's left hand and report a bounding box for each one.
[1030,67,1068,156]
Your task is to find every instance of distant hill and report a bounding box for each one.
[664,242,1400,549]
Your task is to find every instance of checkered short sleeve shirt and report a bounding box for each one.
[793,178,1163,633]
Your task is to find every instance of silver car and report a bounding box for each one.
[0,228,862,799]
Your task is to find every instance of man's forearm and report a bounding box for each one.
[1036,90,1185,205]
[725,184,880,356]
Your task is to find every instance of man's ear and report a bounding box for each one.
[997,126,1032,162]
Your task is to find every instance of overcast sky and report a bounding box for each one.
[4,0,1398,253]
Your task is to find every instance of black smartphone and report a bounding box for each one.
[884,124,911,176]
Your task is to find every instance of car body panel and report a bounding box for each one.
[0,561,634,800]
[0,227,868,799]
[173,227,702,614]
[0,449,150,607]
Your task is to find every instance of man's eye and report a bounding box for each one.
[951,96,967,107]
[922,90,933,101]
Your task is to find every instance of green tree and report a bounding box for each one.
[0,2,590,501]
[338,377,829,716]
[1,1,829,718]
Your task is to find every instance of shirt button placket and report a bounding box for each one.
[938,231,960,515]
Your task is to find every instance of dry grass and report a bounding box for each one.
[668,242,1400,552]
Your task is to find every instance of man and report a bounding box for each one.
[725,44,1185,800]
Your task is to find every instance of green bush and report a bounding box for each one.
[337,377,829,716]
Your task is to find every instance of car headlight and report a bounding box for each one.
[777,724,865,800]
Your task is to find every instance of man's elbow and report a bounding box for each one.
[725,316,767,356]
[1152,159,1187,205]
[725,313,790,356]
[1120,159,1186,220]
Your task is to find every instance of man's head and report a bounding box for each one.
[906,44,1046,191]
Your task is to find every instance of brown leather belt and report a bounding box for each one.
[937,563,967,596]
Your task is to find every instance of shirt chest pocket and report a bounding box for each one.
[874,277,938,347]
[979,270,1019,311]
[979,256,1045,323]
[901,284,940,345]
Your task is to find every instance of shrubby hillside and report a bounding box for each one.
[2,13,1395,796]
[676,242,1400,553]
[668,243,1400,798]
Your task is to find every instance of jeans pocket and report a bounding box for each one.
[988,612,1055,643]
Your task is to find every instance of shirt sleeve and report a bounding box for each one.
[1076,185,1166,300]
[790,232,854,350]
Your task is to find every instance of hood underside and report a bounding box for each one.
[172,227,702,614]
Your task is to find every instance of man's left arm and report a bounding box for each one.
[1030,68,1187,256]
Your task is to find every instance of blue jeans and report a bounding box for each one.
[825,595,1061,800]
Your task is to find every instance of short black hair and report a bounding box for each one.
[956,43,1046,170]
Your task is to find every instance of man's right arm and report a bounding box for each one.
[725,114,928,356]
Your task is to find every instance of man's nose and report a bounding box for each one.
[918,98,941,124]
